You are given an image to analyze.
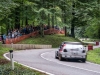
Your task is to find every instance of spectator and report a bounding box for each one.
[12,31,15,38]
[17,30,21,37]
[3,34,6,44]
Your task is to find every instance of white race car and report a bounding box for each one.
[55,41,87,62]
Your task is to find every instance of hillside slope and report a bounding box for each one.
[18,34,80,48]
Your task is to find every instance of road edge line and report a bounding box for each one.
[3,53,54,75]
[41,51,100,74]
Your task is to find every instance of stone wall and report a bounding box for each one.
[2,44,52,50]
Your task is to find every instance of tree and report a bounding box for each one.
[0,0,100,39]
[84,0,100,38]
[0,0,18,34]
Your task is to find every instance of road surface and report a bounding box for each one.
[5,49,100,75]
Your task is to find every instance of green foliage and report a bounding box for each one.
[0,0,100,38]
[74,0,100,38]
[84,17,100,38]
[0,0,18,21]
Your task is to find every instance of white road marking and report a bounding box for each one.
[3,53,55,75]
[87,62,100,66]
[41,51,100,74]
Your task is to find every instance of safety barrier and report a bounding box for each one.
[87,42,100,51]
[44,28,65,35]
[88,45,93,51]
[2,44,52,50]
[5,28,65,44]
[5,31,39,44]
[96,42,99,46]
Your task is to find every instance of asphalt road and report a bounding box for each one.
[5,49,100,75]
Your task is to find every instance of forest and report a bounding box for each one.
[0,0,100,39]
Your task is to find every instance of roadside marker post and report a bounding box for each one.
[96,42,99,46]
[11,43,13,49]
[9,50,14,70]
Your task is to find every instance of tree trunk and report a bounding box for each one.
[62,1,67,37]
[63,10,67,24]
[6,23,9,34]
[25,16,28,25]
[22,20,23,26]
[55,15,57,25]
[15,8,20,29]
[71,2,75,38]
[52,15,54,28]
[40,0,44,37]
[52,1,55,28]
[71,18,75,38]
[98,0,100,4]
[25,6,28,25]
[48,14,50,29]
[41,24,44,37]
[40,11,44,37]
[64,10,67,36]
[65,26,67,36]
[98,28,100,39]
[21,0,24,27]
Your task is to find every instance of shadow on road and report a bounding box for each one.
[62,59,85,63]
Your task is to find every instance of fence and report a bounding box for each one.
[5,28,65,44]
[44,28,65,35]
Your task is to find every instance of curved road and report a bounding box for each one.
[5,49,100,75]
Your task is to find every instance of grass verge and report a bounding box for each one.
[18,34,80,48]
[0,63,46,75]
[87,48,100,64]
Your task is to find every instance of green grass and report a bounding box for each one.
[18,34,80,47]
[0,63,45,75]
[0,44,46,75]
[0,44,11,59]
[87,48,100,64]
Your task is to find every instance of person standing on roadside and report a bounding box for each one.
[2,34,6,44]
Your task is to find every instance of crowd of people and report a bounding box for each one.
[1,25,38,44]
[7,25,34,39]
[0,25,60,44]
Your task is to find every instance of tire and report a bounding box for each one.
[59,55,63,61]
[82,55,87,63]
[55,54,58,59]
[82,58,86,63]
[55,52,58,59]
